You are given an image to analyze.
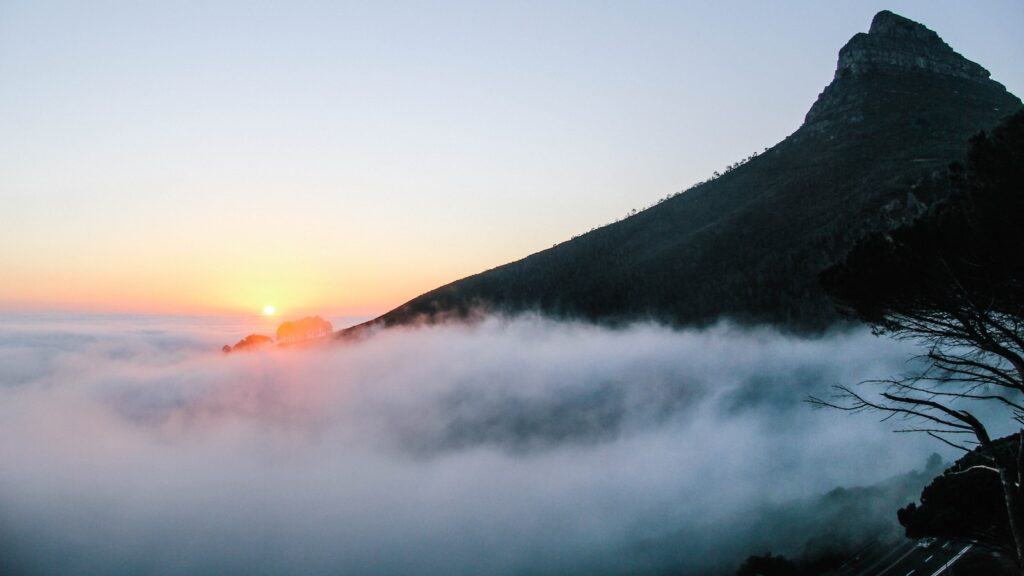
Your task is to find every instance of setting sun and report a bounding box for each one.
[262,305,276,316]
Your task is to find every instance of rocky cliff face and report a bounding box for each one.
[837,11,990,81]
[804,10,1006,128]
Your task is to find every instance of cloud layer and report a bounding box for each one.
[0,315,943,575]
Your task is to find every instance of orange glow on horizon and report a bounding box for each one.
[0,229,509,319]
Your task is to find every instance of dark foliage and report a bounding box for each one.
[821,110,1024,330]
[899,434,1019,543]
[813,109,1024,567]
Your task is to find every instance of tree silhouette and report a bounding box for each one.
[809,110,1024,569]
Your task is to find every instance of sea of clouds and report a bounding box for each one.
[0,314,951,575]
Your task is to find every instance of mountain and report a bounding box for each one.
[343,11,1021,335]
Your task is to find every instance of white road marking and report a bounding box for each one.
[924,554,933,562]
[875,543,920,576]
[941,541,950,549]
[928,543,973,576]
[905,570,916,576]
[856,540,915,576]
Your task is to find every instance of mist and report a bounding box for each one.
[0,314,946,575]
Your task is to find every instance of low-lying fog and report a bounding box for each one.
[0,314,946,575]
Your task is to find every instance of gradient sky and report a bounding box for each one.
[1,1,1021,318]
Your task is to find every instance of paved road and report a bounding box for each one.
[841,538,973,576]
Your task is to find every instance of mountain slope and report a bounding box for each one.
[345,11,1021,334]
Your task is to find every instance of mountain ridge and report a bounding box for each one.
[340,10,1021,337]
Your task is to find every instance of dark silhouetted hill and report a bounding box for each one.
[344,11,1020,335]
[221,316,335,352]
[222,334,274,353]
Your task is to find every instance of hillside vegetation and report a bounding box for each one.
[345,11,1021,334]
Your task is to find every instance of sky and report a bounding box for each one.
[1,1,1022,319]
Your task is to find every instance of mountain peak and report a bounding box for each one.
[868,10,937,40]
[803,11,1005,127]
[834,11,990,81]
